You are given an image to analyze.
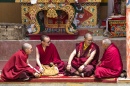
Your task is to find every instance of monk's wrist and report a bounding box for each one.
[83,64,86,66]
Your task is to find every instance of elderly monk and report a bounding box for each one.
[1,43,40,81]
[66,33,100,77]
[95,38,123,78]
[36,35,65,74]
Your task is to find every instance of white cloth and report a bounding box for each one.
[27,24,36,33]
[73,13,79,27]
[30,0,37,4]
[107,0,114,17]
[75,0,78,3]
[105,18,112,32]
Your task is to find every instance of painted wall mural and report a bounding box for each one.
[15,0,101,34]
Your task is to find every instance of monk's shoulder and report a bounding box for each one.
[10,50,24,60]
[91,43,99,49]
[76,42,83,47]
[50,43,56,47]
[110,46,119,53]
[36,44,41,47]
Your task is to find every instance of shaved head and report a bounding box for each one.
[84,33,93,46]
[22,43,32,51]
[84,33,92,39]
[40,35,50,41]
[102,38,112,45]
[102,38,112,49]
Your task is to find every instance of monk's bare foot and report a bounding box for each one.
[74,71,80,76]
[23,77,30,81]
[80,73,84,77]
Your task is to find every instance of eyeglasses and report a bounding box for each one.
[85,38,93,42]
[87,40,93,42]
[45,40,51,44]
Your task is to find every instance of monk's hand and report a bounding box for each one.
[34,72,39,78]
[34,72,41,78]
[77,51,80,57]
[66,64,71,71]
[39,67,44,73]
[78,65,84,72]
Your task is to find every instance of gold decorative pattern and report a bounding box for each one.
[38,0,49,3]
[47,8,58,18]
[80,3,98,27]
[21,5,31,25]
[51,0,61,3]
[44,11,66,28]
[84,6,97,26]
[29,4,41,34]
[109,20,126,37]
[67,0,75,3]
[28,4,75,34]
[18,0,101,34]
[85,0,101,2]
[15,0,101,3]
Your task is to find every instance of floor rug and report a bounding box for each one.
[0,74,117,83]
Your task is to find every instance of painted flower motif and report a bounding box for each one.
[79,14,83,18]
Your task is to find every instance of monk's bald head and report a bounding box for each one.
[102,38,112,49]
[84,33,92,39]
[40,35,50,42]
[102,38,111,45]
[22,43,32,51]
[84,33,93,46]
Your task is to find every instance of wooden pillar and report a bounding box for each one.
[126,3,130,78]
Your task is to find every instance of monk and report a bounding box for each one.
[36,35,65,74]
[95,38,123,78]
[66,33,100,77]
[1,43,40,81]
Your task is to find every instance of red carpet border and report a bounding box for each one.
[0,74,117,83]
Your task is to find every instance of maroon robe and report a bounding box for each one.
[95,43,123,78]
[1,50,35,81]
[36,43,65,73]
[67,42,99,77]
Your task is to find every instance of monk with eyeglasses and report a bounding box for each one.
[35,35,65,74]
[66,33,100,77]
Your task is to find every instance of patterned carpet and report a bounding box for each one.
[0,73,117,83]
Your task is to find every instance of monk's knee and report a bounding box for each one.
[84,65,94,71]
[84,65,94,77]
[94,67,102,78]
